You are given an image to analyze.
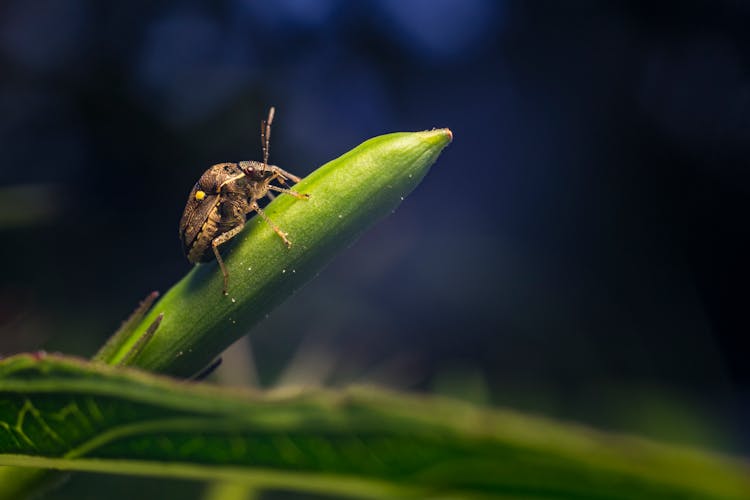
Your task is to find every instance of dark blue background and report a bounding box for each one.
[1,0,748,462]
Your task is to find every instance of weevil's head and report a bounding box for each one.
[238,160,275,181]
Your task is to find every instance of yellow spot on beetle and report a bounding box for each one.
[195,190,206,201]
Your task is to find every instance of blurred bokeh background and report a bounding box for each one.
[1,1,749,496]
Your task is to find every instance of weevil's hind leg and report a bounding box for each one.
[268,184,310,200]
[211,224,245,295]
[250,201,291,247]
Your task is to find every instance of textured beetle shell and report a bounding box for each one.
[179,163,249,263]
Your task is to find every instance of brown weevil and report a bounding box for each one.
[179,107,309,295]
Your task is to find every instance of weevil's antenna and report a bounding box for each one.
[261,106,275,170]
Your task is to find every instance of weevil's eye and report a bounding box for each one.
[195,190,206,201]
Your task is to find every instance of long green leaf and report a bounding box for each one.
[96,129,453,377]
[0,354,748,499]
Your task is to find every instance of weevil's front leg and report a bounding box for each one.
[268,184,310,200]
[268,165,303,184]
[211,224,245,295]
[250,201,292,247]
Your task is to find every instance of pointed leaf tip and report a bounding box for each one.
[416,128,453,149]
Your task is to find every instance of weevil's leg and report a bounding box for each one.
[211,224,245,294]
[268,184,310,199]
[250,201,291,247]
[273,172,290,187]
[269,165,303,184]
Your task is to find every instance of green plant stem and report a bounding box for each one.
[98,129,453,377]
